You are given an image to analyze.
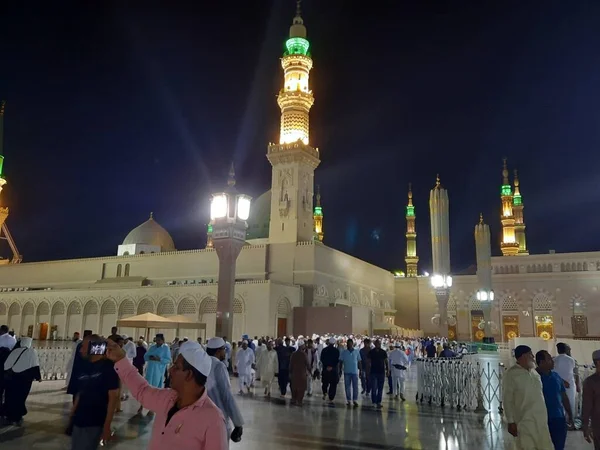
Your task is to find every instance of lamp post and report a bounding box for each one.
[475,214,494,344]
[431,274,452,338]
[210,165,251,341]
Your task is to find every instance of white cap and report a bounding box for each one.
[122,334,129,339]
[297,339,305,346]
[180,342,212,377]
[328,337,336,344]
[394,342,402,347]
[242,340,248,344]
[207,337,226,349]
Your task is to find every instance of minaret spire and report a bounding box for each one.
[405,183,418,277]
[512,168,528,255]
[313,185,324,242]
[266,2,319,243]
[500,158,519,256]
[227,162,236,187]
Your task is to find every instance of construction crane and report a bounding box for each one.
[0,101,21,264]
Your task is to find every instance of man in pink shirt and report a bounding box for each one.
[107,339,227,450]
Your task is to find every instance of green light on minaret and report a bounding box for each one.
[501,184,512,196]
[285,37,310,56]
[406,205,415,217]
[207,223,213,233]
[513,193,522,206]
[314,205,322,216]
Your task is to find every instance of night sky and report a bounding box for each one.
[1,1,599,273]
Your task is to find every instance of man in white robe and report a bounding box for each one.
[503,345,553,449]
[389,342,409,401]
[121,335,137,400]
[257,340,279,397]
[235,340,255,394]
[553,342,578,422]
[64,332,82,387]
[254,340,266,380]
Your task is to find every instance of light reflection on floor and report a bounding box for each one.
[0,365,589,449]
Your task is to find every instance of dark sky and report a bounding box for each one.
[1,1,599,273]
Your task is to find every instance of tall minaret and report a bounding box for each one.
[313,185,324,242]
[512,169,528,255]
[475,213,494,342]
[267,0,320,243]
[429,175,452,337]
[500,158,519,256]
[405,183,418,277]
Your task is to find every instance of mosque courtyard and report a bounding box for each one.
[0,369,588,450]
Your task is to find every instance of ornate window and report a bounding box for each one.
[124,264,130,277]
[532,292,553,311]
[118,299,135,318]
[137,299,154,315]
[178,298,196,315]
[200,298,217,314]
[157,298,175,316]
[83,301,98,316]
[116,264,122,277]
[101,300,117,315]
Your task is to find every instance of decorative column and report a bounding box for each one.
[500,158,519,256]
[475,214,495,343]
[429,175,452,338]
[210,165,251,341]
[512,169,528,255]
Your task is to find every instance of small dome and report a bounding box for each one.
[122,213,175,251]
[246,190,271,240]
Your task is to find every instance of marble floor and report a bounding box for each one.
[0,371,591,449]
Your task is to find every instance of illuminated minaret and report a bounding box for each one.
[313,185,324,242]
[429,175,452,337]
[267,0,320,243]
[405,183,418,277]
[500,158,519,256]
[512,169,528,255]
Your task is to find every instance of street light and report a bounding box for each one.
[476,288,495,344]
[210,164,251,342]
[431,274,452,289]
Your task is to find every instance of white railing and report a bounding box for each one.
[415,358,504,413]
[33,342,72,381]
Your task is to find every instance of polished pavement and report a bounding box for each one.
[0,369,590,449]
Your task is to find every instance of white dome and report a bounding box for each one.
[122,213,175,252]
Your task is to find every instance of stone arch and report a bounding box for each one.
[50,301,66,338]
[232,296,246,342]
[500,291,519,311]
[0,302,6,322]
[100,299,118,336]
[67,300,82,337]
[532,290,553,312]
[277,297,292,316]
[83,300,99,332]
[137,298,155,315]
[178,298,197,315]
[116,264,122,277]
[19,302,35,337]
[36,301,51,337]
[577,262,583,272]
[157,298,176,316]
[118,299,135,318]
[124,263,130,277]
[233,296,245,314]
[276,297,292,338]
[199,296,217,339]
[8,302,20,333]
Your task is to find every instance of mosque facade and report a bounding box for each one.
[0,5,597,343]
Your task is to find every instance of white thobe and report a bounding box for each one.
[257,350,279,393]
[206,356,244,434]
[236,347,255,390]
[389,349,409,395]
[554,353,577,417]
[503,365,553,449]
[0,333,16,351]
[255,345,266,378]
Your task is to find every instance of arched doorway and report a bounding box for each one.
[100,300,118,336]
[276,297,291,338]
[50,301,66,339]
[8,302,20,335]
[66,301,82,337]
[199,297,217,339]
[21,302,35,338]
[36,301,51,340]
[83,300,99,333]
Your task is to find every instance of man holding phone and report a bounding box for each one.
[69,335,119,449]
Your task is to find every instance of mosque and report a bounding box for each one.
[0,5,596,343]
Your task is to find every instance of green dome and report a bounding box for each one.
[246,190,271,240]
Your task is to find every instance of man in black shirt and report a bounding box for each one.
[367,339,389,409]
[320,337,340,403]
[275,338,294,397]
[69,335,119,449]
[359,338,371,395]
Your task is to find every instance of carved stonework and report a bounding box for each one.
[313,285,329,298]
[334,289,342,300]
[351,292,358,304]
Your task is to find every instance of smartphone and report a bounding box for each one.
[89,341,107,356]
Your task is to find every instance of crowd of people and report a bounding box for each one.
[503,342,600,450]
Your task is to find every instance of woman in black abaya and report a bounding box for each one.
[3,337,41,426]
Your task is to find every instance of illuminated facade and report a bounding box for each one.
[512,169,528,255]
[313,185,323,242]
[266,4,320,244]
[500,159,519,256]
[404,183,418,277]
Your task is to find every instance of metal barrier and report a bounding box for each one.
[415,357,504,413]
[33,343,73,381]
